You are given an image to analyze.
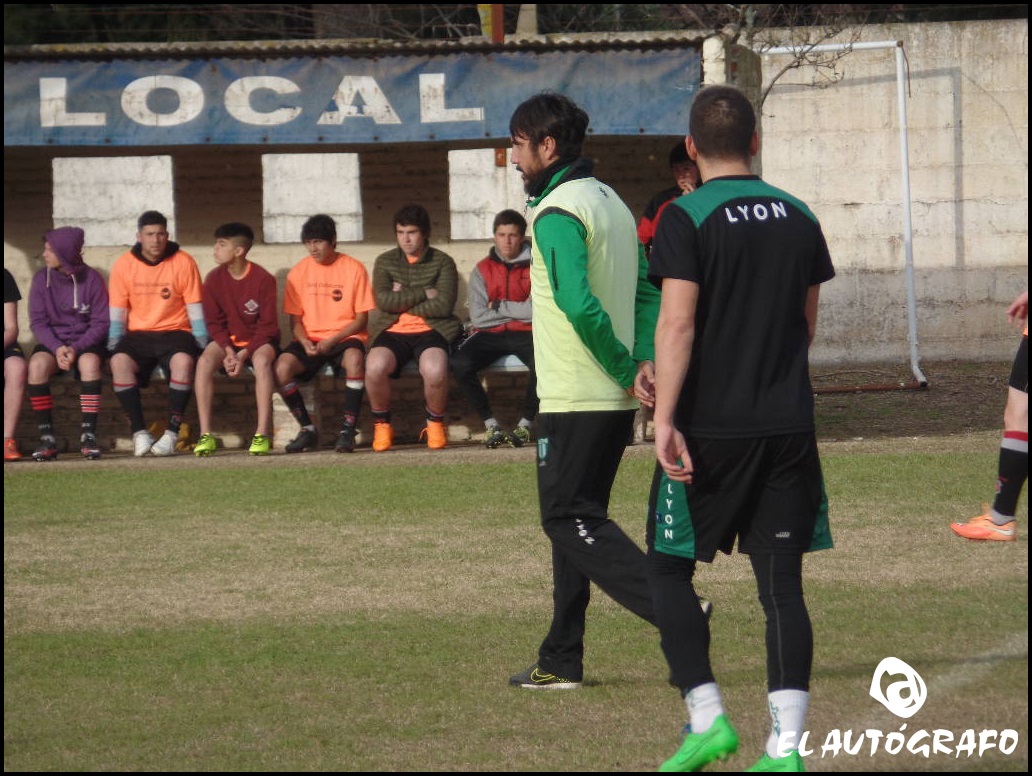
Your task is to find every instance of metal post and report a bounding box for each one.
[763,40,927,386]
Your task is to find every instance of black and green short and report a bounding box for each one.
[647,432,832,562]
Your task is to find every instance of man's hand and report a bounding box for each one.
[300,338,319,357]
[1007,290,1028,329]
[223,348,244,377]
[55,345,75,371]
[317,337,345,356]
[653,421,693,483]
[628,360,656,408]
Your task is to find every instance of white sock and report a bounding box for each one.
[686,682,724,733]
[485,418,499,431]
[518,418,533,428]
[765,689,809,757]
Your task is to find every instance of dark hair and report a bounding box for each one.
[668,140,690,167]
[393,203,431,236]
[508,92,589,161]
[214,222,255,250]
[492,209,527,235]
[137,210,167,230]
[688,85,756,161]
[300,214,336,243]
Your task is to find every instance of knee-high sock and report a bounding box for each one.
[167,379,192,435]
[114,382,145,434]
[280,382,313,427]
[28,384,54,439]
[80,379,101,436]
[992,430,1028,519]
[342,381,364,428]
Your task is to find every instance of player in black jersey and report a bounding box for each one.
[647,85,836,773]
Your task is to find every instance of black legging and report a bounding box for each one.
[649,550,812,694]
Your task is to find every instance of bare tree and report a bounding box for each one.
[662,4,883,106]
[4,4,1024,48]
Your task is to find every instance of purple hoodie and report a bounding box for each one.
[28,227,110,354]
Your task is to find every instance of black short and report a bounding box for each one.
[4,343,25,360]
[370,330,450,379]
[31,342,107,380]
[647,433,832,562]
[282,337,363,382]
[113,331,199,388]
[1009,335,1028,393]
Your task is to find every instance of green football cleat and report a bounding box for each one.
[248,434,271,456]
[194,433,218,457]
[745,751,805,772]
[659,714,739,772]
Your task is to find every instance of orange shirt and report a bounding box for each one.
[108,248,204,333]
[283,253,375,342]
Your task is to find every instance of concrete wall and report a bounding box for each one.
[758,19,1028,365]
[4,19,1027,370]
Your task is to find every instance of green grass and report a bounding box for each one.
[4,441,1027,771]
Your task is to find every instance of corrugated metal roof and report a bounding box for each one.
[4,30,710,62]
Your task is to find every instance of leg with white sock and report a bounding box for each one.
[749,552,811,771]
[649,548,739,772]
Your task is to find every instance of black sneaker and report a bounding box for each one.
[334,425,356,453]
[285,427,319,453]
[484,426,508,449]
[32,437,58,462]
[508,426,532,448]
[508,664,582,690]
[80,433,102,460]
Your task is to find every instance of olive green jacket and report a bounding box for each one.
[367,245,463,344]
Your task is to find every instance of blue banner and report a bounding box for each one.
[4,47,700,146]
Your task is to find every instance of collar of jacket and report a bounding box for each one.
[526,157,593,205]
[488,241,532,267]
[391,243,435,263]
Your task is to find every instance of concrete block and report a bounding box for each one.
[52,156,175,246]
[448,149,526,239]
[262,153,363,243]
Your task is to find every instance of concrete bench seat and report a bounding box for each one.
[150,353,528,382]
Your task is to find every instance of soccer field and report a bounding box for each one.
[4,434,1027,771]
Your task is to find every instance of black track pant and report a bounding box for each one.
[534,410,655,681]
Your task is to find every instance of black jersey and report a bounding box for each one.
[649,175,835,439]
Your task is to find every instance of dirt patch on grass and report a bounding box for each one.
[811,359,1011,442]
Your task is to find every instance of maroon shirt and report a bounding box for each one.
[202,262,280,352]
